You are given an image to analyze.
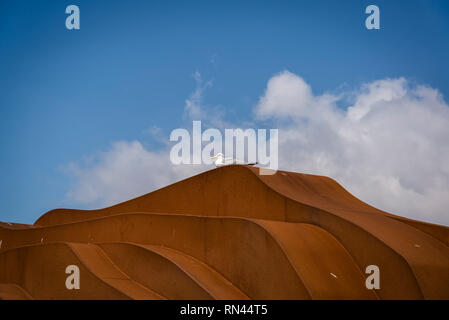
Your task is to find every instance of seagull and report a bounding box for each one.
[210,153,257,167]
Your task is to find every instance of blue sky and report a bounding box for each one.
[1,0,449,224]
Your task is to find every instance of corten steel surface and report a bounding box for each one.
[0,165,448,299]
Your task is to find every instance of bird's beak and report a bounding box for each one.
[211,155,217,159]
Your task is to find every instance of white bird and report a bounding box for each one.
[210,153,257,167]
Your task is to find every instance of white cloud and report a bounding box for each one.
[65,72,214,208]
[65,70,449,226]
[255,70,340,121]
[184,71,212,120]
[255,71,449,226]
[65,140,206,207]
